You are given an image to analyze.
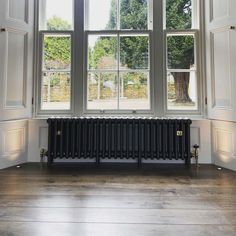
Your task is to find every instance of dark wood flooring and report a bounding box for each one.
[0,163,236,236]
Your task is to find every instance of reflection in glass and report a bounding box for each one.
[41,72,71,110]
[87,72,118,110]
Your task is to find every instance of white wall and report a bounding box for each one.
[212,120,236,170]
[28,119,212,164]
[0,120,28,169]
[0,0,34,169]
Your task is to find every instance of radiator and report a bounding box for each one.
[47,118,192,167]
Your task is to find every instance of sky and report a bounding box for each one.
[88,0,113,30]
[46,0,73,25]
[46,0,112,30]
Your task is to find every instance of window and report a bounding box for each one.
[39,0,73,31]
[36,0,203,116]
[40,33,72,110]
[38,0,73,111]
[165,0,199,111]
[85,0,151,111]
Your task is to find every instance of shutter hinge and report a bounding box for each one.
[205,97,207,105]
[32,97,34,105]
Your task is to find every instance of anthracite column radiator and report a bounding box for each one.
[47,118,192,167]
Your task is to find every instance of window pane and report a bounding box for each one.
[87,72,118,110]
[41,72,71,110]
[120,35,149,70]
[119,72,150,110]
[167,35,195,69]
[166,0,192,30]
[167,71,197,110]
[120,0,148,30]
[87,0,117,30]
[88,35,118,70]
[43,34,71,70]
[39,0,73,30]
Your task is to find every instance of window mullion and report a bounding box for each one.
[74,0,84,116]
[117,0,120,30]
[117,33,120,110]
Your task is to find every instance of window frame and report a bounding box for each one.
[163,0,205,116]
[84,30,153,115]
[34,0,205,118]
[35,0,76,116]
[164,29,200,114]
[84,0,154,114]
[37,30,74,114]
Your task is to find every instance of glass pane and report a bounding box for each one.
[43,34,71,70]
[41,72,71,110]
[120,0,148,30]
[40,0,73,30]
[119,72,150,110]
[167,71,197,110]
[167,35,195,69]
[88,35,118,70]
[87,72,118,110]
[166,0,192,30]
[87,0,117,30]
[120,35,149,70]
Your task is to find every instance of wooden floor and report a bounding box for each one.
[0,163,236,236]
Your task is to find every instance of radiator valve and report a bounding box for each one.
[192,144,200,170]
[40,148,48,163]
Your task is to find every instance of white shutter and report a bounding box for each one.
[0,0,34,120]
[205,0,236,121]
[205,0,236,171]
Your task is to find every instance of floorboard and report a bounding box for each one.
[0,163,236,236]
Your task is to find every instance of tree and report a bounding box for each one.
[44,36,71,69]
[43,17,72,103]
[106,0,148,69]
[44,17,71,69]
[47,16,72,31]
[166,0,194,103]
[106,0,148,30]
[120,0,148,30]
[96,0,194,104]
[89,37,117,69]
[89,0,149,95]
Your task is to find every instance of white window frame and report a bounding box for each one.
[35,0,76,116]
[34,0,205,118]
[37,31,74,114]
[84,0,153,115]
[163,0,204,116]
[84,30,153,115]
[164,30,200,114]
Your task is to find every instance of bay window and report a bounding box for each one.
[35,0,203,116]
